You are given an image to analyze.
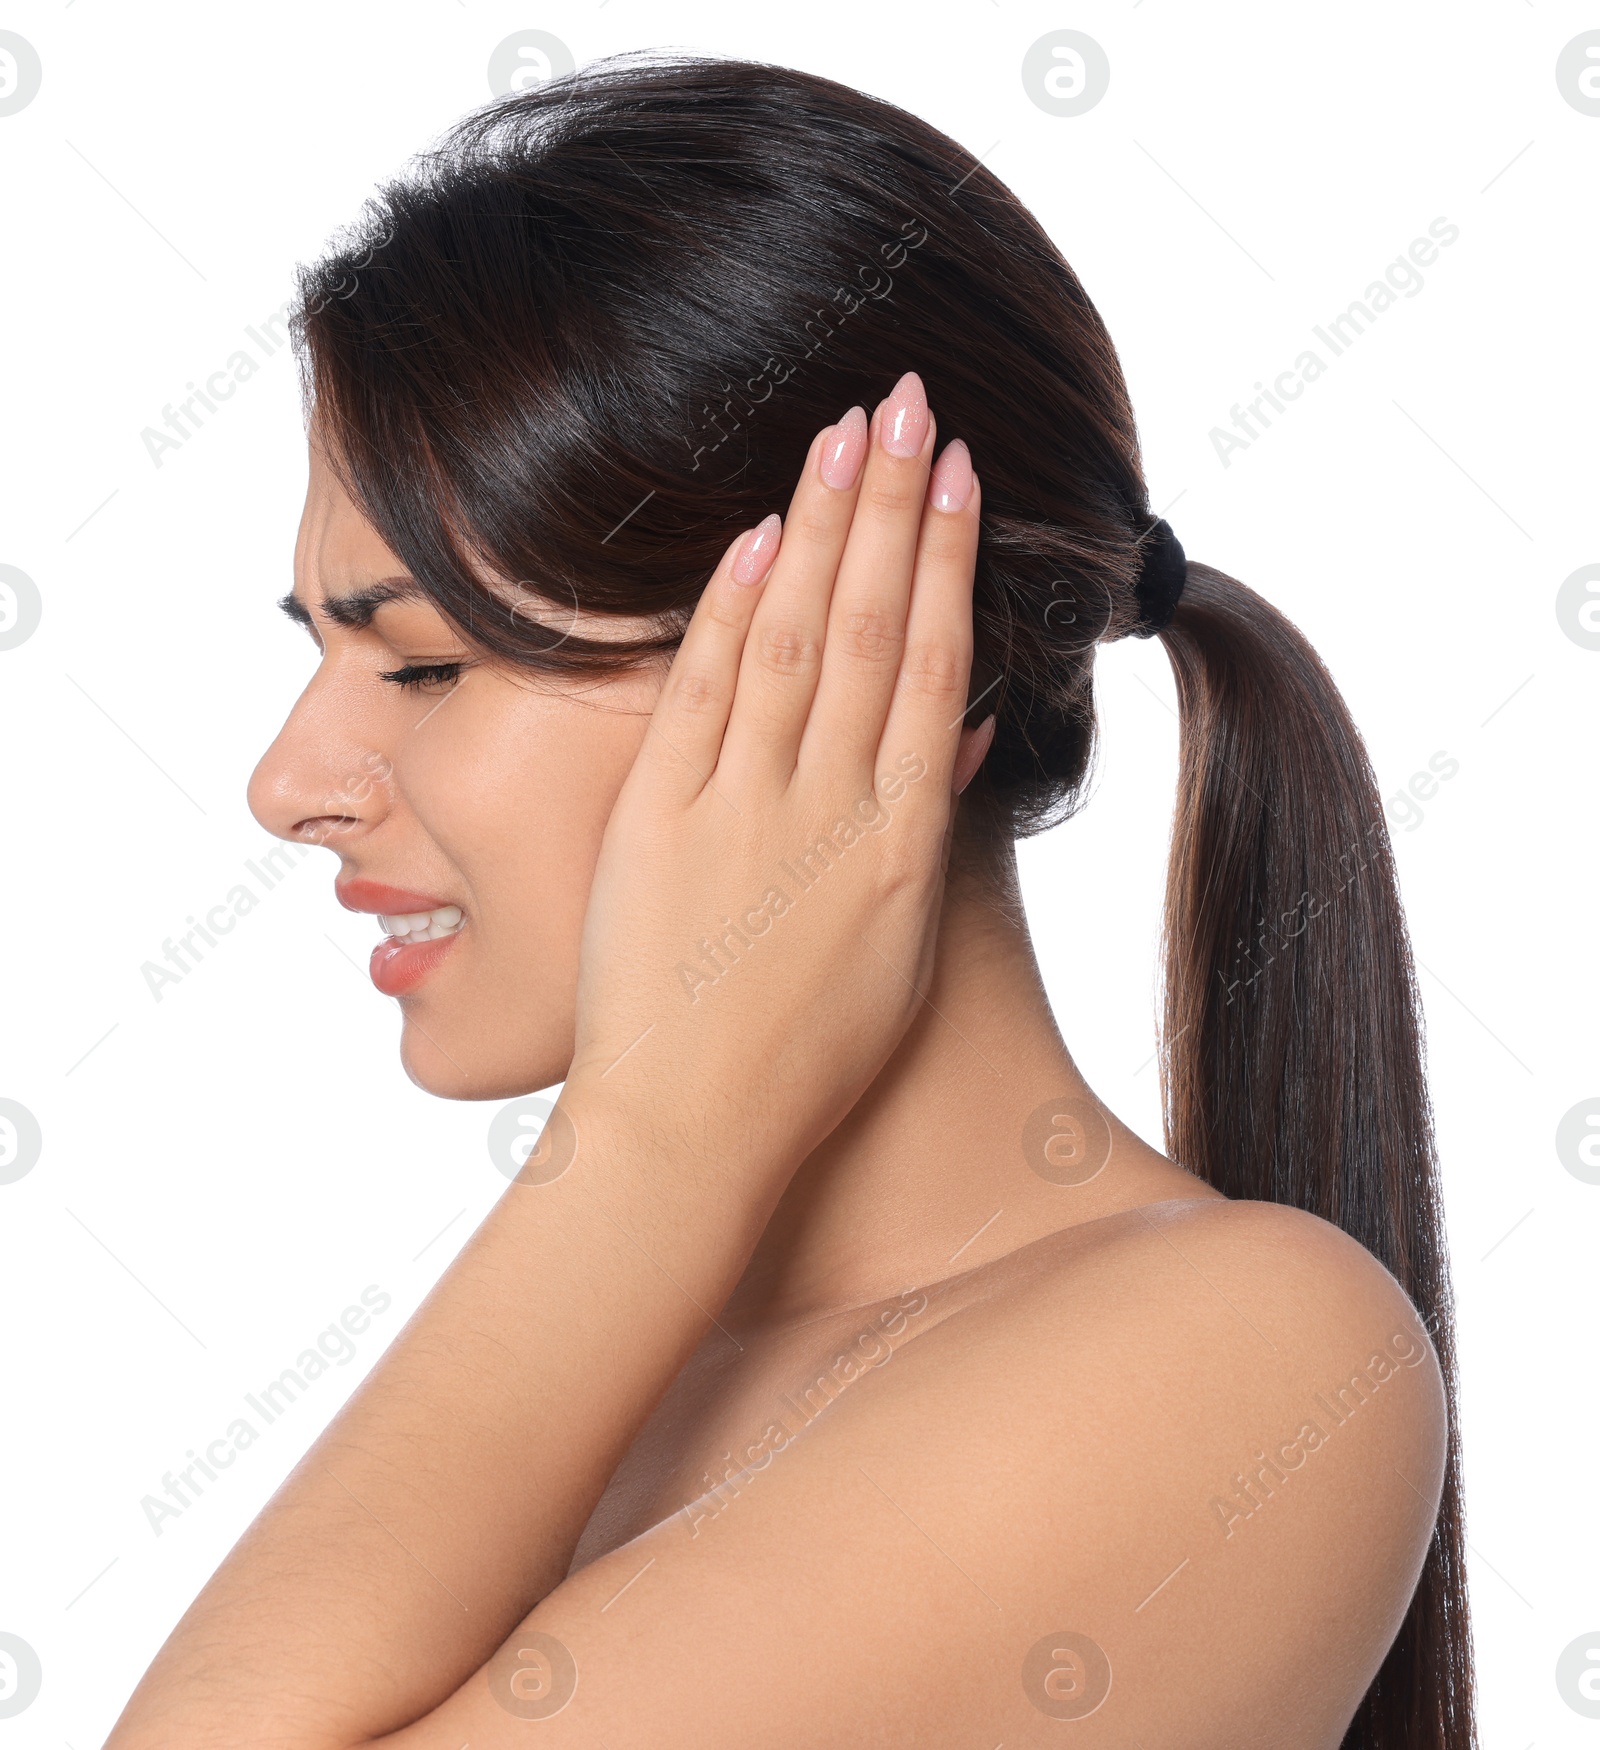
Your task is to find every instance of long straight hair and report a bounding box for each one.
[291,51,1474,1747]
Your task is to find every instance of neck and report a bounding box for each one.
[725,846,1218,1329]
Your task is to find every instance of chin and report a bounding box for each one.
[397,1013,572,1103]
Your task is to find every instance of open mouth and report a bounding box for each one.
[335,884,469,998]
[376,904,464,945]
[368,909,464,996]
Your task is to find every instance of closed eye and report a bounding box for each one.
[378,662,465,692]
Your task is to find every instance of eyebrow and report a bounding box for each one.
[277,576,428,631]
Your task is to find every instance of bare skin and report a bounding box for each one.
[106,375,1448,1749]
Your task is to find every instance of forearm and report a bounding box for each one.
[104,1085,786,1749]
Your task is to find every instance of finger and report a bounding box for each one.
[719,408,869,787]
[637,515,782,798]
[875,460,981,811]
[798,372,937,778]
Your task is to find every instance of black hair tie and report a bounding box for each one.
[1131,517,1187,637]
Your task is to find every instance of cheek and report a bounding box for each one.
[399,671,654,932]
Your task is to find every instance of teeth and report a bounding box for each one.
[378,904,464,945]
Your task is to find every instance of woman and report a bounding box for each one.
[106,52,1473,1749]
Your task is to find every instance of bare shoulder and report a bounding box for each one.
[924,1191,1443,1368]
[1002,1190,1444,1370]
[947,1194,1450,1524]
[830,1194,1451,1739]
[892,1193,1451,1733]
[402,1196,1450,1748]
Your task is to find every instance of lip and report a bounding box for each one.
[337,878,456,916]
[369,930,462,997]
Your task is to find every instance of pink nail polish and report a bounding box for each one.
[927,439,973,512]
[732,513,781,585]
[820,407,868,490]
[955,715,996,795]
[879,371,930,458]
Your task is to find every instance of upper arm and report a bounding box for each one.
[367,1200,1448,1750]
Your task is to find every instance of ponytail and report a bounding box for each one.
[1157,563,1475,1750]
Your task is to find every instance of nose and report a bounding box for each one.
[247,667,394,850]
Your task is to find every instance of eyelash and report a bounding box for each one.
[378,662,465,692]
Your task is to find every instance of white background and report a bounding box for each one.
[1,3,1594,1742]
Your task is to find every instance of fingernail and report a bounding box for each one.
[820,406,868,490]
[879,370,930,458]
[956,715,996,794]
[927,439,973,513]
[732,513,782,585]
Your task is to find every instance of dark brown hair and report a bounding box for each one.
[292,50,1473,1748]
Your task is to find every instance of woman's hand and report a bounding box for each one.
[566,371,991,1185]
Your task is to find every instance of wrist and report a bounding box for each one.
[554,1068,802,1216]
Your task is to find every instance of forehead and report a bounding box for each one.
[294,443,409,607]
[288,433,677,648]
